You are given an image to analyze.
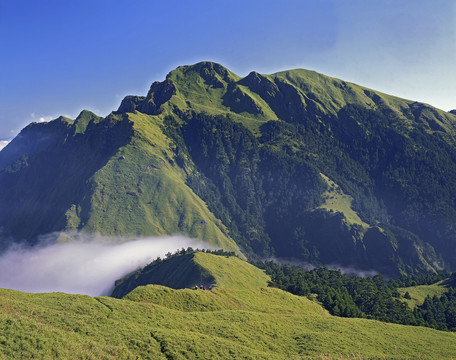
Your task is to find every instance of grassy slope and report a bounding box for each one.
[165,63,278,135]
[79,112,240,254]
[0,112,132,241]
[0,102,239,253]
[1,253,456,359]
[192,252,269,289]
[398,281,448,309]
[273,68,456,127]
[318,173,370,230]
[111,252,271,298]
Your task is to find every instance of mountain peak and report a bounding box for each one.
[171,61,232,78]
[73,110,102,134]
[167,61,240,89]
[75,109,100,122]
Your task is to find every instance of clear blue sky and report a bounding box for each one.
[1,0,455,141]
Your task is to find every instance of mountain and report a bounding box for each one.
[2,61,456,276]
[1,252,455,359]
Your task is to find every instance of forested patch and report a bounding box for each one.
[258,261,456,331]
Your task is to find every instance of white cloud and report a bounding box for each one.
[30,113,54,123]
[0,141,10,151]
[0,233,214,296]
[38,116,53,123]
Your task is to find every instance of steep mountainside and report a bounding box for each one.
[1,252,456,359]
[0,109,238,253]
[2,61,456,276]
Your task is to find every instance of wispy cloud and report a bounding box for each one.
[38,116,53,123]
[0,141,10,151]
[31,113,54,123]
[0,233,214,296]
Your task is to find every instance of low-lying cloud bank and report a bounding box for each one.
[270,257,378,278]
[0,233,214,297]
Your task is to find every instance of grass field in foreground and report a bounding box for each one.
[1,253,455,359]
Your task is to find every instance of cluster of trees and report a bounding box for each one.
[257,261,456,331]
[414,288,456,330]
[143,247,238,269]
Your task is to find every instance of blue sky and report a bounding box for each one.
[1,0,455,141]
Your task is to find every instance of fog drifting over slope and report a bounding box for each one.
[271,257,378,278]
[0,233,214,296]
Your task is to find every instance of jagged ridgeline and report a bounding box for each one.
[2,61,456,276]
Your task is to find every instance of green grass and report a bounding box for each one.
[192,252,270,289]
[165,62,282,135]
[272,68,456,132]
[81,112,241,254]
[1,253,455,359]
[164,62,456,141]
[112,251,269,298]
[398,281,448,309]
[318,173,370,229]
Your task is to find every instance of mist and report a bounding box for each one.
[0,233,214,297]
[270,257,378,278]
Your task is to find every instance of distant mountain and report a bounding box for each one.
[2,61,456,276]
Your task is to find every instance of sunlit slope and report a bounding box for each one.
[79,112,238,253]
[398,281,448,309]
[162,62,456,136]
[1,254,456,359]
[272,67,456,133]
[192,252,269,289]
[112,252,270,298]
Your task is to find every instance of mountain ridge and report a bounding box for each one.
[1,61,456,276]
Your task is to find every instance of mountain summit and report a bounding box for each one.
[2,62,456,276]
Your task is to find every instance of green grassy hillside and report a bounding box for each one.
[1,253,456,359]
[0,109,240,254]
[112,251,269,298]
[398,281,448,309]
[79,112,238,253]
